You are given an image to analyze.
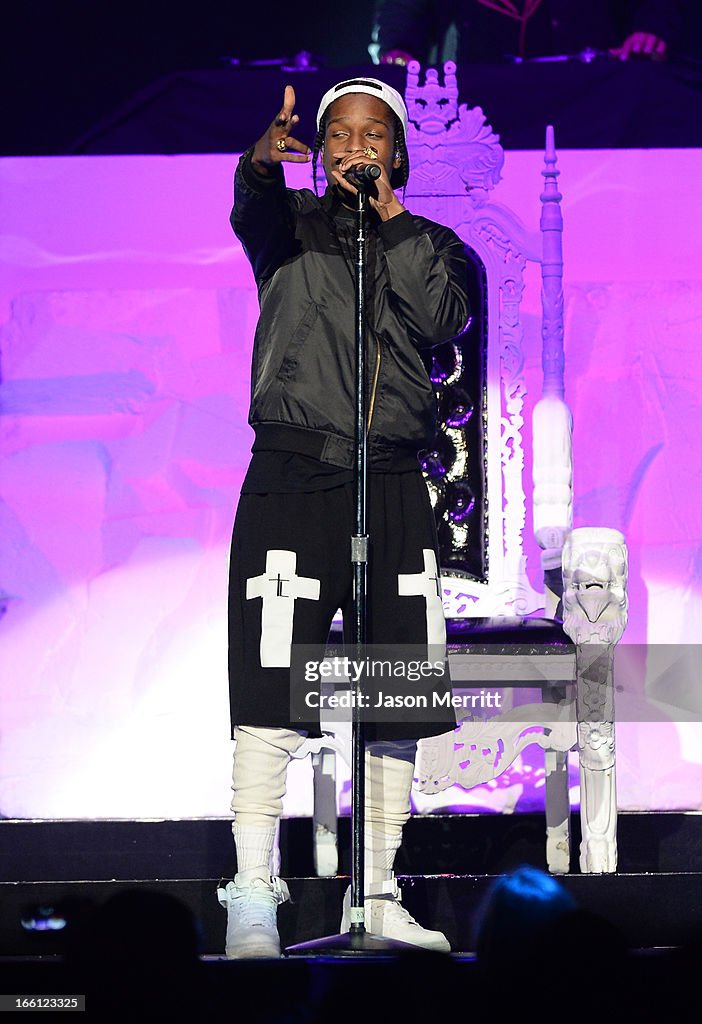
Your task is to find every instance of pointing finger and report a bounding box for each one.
[274,84,296,128]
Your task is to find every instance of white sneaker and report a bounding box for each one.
[340,878,450,953]
[217,869,290,958]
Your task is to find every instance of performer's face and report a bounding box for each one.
[322,93,401,190]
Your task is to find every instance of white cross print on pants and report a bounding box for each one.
[397,548,446,646]
[246,549,321,668]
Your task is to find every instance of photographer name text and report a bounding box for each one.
[303,689,503,709]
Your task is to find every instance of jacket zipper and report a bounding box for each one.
[366,336,382,435]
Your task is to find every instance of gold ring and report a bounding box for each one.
[276,138,287,152]
[363,146,378,159]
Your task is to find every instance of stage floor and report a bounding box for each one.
[1,812,701,956]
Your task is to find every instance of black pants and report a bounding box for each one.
[227,471,454,740]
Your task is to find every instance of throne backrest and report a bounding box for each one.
[404,62,572,619]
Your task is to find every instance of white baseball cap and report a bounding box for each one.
[316,77,408,137]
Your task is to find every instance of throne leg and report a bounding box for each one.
[543,682,571,873]
[578,724,617,873]
[562,527,628,875]
[544,747,571,873]
[311,748,339,877]
[575,645,618,872]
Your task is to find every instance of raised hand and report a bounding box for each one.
[251,85,311,172]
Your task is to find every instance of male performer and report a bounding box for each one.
[218,77,472,957]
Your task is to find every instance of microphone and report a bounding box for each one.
[344,163,382,186]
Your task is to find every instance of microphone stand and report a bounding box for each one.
[285,179,417,956]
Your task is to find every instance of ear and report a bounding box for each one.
[392,150,401,169]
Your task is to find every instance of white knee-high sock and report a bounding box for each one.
[232,823,278,876]
[230,725,306,877]
[364,742,416,890]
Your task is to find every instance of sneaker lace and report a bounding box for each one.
[231,877,290,928]
[376,896,422,930]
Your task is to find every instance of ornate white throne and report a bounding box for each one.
[296,62,628,878]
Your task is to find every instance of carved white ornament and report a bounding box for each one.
[562,527,629,646]
[414,704,577,794]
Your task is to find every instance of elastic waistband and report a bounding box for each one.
[252,423,420,471]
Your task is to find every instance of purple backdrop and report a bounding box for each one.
[1,150,701,819]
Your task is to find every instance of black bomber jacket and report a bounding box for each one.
[231,149,472,470]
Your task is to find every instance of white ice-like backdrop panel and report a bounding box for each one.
[1,151,701,818]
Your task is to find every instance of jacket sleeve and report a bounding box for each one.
[378,210,472,349]
[230,149,300,288]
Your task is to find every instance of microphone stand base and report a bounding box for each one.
[284,929,421,957]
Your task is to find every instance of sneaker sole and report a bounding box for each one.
[226,942,281,959]
[340,911,451,954]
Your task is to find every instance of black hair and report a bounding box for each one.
[312,107,410,196]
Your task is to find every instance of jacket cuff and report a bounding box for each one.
[238,147,284,192]
[378,209,418,250]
